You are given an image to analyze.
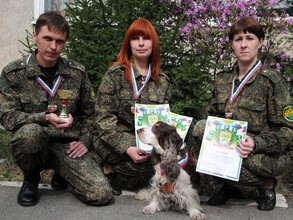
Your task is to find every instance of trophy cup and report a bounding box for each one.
[57,89,73,122]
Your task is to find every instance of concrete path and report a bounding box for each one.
[1,181,293,220]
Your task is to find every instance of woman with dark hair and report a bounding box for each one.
[93,18,170,195]
[193,16,293,211]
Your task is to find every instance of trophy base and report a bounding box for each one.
[60,117,70,123]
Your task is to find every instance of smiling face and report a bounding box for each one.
[33,25,67,67]
[130,35,153,62]
[231,31,263,65]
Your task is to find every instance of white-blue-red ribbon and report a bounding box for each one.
[36,74,63,97]
[229,60,262,104]
[131,65,151,100]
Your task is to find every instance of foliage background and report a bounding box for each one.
[63,0,293,119]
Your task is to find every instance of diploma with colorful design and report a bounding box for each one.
[196,116,248,181]
[134,104,193,152]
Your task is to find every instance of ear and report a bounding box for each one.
[32,31,37,42]
[161,131,182,157]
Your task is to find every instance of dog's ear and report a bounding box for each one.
[161,131,183,180]
[154,121,182,150]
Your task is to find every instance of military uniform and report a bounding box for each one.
[0,52,112,205]
[193,63,293,189]
[93,64,170,190]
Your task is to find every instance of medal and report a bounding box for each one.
[131,105,135,114]
[47,104,58,112]
[225,111,233,119]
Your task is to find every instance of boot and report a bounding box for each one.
[17,172,40,207]
[257,178,277,211]
[51,172,68,190]
[105,172,122,196]
[207,184,242,206]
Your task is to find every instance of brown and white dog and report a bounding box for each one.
[135,121,205,220]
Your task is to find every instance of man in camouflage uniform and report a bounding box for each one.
[193,17,293,211]
[0,11,112,207]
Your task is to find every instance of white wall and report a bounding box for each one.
[0,0,34,72]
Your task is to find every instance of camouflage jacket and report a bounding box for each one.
[0,52,95,147]
[208,64,293,154]
[94,64,170,155]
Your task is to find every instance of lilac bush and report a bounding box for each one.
[162,0,293,78]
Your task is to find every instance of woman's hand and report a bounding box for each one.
[126,146,150,163]
[236,135,255,158]
[67,141,88,158]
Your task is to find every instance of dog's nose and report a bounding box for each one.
[137,128,144,134]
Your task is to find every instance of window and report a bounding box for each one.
[33,0,73,23]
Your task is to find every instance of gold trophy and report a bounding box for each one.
[57,90,73,122]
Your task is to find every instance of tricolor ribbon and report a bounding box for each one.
[131,65,151,100]
[229,60,262,104]
[36,74,63,97]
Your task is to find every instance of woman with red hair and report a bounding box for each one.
[93,18,170,195]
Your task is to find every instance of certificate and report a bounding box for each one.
[196,116,248,181]
[135,103,170,152]
[134,104,193,152]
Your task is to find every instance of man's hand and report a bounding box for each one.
[67,141,88,158]
[45,113,73,129]
[126,146,150,163]
[236,135,255,158]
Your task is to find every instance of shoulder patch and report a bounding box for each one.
[283,105,293,122]
[2,57,26,74]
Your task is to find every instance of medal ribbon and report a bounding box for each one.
[36,74,63,97]
[131,65,151,100]
[229,60,262,104]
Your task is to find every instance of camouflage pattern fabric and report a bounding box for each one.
[0,52,113,205]
[93,64,170,190]
[192,64,293,195]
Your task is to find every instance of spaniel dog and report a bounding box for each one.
[135,121,205,220]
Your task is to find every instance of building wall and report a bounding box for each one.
[0,0,34,72]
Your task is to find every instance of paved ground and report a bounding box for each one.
[1,181,293,220]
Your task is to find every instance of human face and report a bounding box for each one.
[33,25,67,67]
[130,35,152,62]
[231,31,263,65]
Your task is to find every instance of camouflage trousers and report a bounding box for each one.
[97,148,154,191]
[191,119,292,196]
[10,123,113,205]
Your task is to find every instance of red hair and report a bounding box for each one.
[114,18,161,83]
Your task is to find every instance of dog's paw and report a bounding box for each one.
[135,189,150,201]
[189,210,205,220]
[143,204,157,214]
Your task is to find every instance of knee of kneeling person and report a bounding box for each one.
[85,185,114,206]
[11,123,47,153]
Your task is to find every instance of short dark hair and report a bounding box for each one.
[35,11,69,40]
[228,17,265,41]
